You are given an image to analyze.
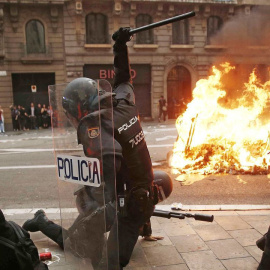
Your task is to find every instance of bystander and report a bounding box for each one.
[27,103,38,130]
[0,105,5,134]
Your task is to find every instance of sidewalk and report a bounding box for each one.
[3,208,269,270]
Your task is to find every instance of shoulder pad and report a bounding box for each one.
[77,112,100,145]
[113,82,135,104]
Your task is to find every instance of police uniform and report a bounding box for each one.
[76,37,155,269]
[23,30,156,270]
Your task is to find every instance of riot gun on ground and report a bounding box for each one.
[153,209,214,222]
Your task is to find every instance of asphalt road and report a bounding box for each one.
[0,121,269,210]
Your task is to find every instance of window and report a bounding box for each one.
[26,20,45,54]
[86,13,108,44]
[207,16,223,44]
[136,14,154,44]
[172,20,189,44]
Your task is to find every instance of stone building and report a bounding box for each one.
[1,0,270,131]
[0,0,66,131]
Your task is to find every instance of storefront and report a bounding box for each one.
[83,64,152,117]
[11,73,55,109]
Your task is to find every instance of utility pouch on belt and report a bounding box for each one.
[118,194,128,217]
[128,187,149,216]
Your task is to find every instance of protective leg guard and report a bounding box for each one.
[22,209,64,249]
[258,226,270,270]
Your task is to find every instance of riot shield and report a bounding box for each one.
[48,79,120,270]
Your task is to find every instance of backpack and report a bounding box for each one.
[0,221,48,270]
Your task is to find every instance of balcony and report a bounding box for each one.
[20,43,53,64]
[133,35,159,50]
[170,36,194,51]
[84,34,112,50]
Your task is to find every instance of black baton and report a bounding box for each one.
[129,11,195,35]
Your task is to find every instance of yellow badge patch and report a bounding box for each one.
[88,127,100,138]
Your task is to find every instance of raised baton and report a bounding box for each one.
[129,11,196,35]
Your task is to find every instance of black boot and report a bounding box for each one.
[257,234,267,251]
[23,209,64,249]
[23,210,52,232]
[258,226,270,270]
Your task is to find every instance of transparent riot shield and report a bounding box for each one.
[49,80,119,270]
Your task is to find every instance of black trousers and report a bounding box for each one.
[107,198,154,269]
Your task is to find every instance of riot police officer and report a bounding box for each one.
[23,28,173,270]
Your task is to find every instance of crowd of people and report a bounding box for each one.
[9,103,52,131]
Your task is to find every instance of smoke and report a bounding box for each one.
[206,7,270,107]
[211,6,270,49]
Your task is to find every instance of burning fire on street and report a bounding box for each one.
[171,63,270,177]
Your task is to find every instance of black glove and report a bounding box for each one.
[112,27,132,43]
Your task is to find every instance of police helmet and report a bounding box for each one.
[62,77,111,127]
[153,170,173,202]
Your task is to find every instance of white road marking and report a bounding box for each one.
[0,160,166,170]
[0,144,173,155]
[148,144,173,148]
[0,148,55,152]
[0,135,74,143]
[0,152,22,155]
[0,165,56,170]
[0,148,81,154]
[156,136,177,141]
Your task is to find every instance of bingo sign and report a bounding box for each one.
[57,155,101,187]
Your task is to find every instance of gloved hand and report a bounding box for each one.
[112,27,132,43]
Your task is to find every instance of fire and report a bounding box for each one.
[171,62,270,175]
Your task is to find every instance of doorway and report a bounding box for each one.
[12,73,55,109]
[167,66,192,119]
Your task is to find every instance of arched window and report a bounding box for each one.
[172,19,189,44]
[136,14,154,44]
[26,20,45,54]
[207,16,223,44]
[86,13,108,44]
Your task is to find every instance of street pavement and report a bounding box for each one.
[1,121,270,269]
[2,207,269,270]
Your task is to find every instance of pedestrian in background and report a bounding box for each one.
[0,105,5,133]
[158,95,167,122]
[19,105,28,131]
[27,102,37,130]
[36,103,42,129]
[41,104,49,128]
[10,105,18,131]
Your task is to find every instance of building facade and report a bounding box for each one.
[1,0,270,130]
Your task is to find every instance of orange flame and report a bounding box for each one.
[171,62,270,175]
